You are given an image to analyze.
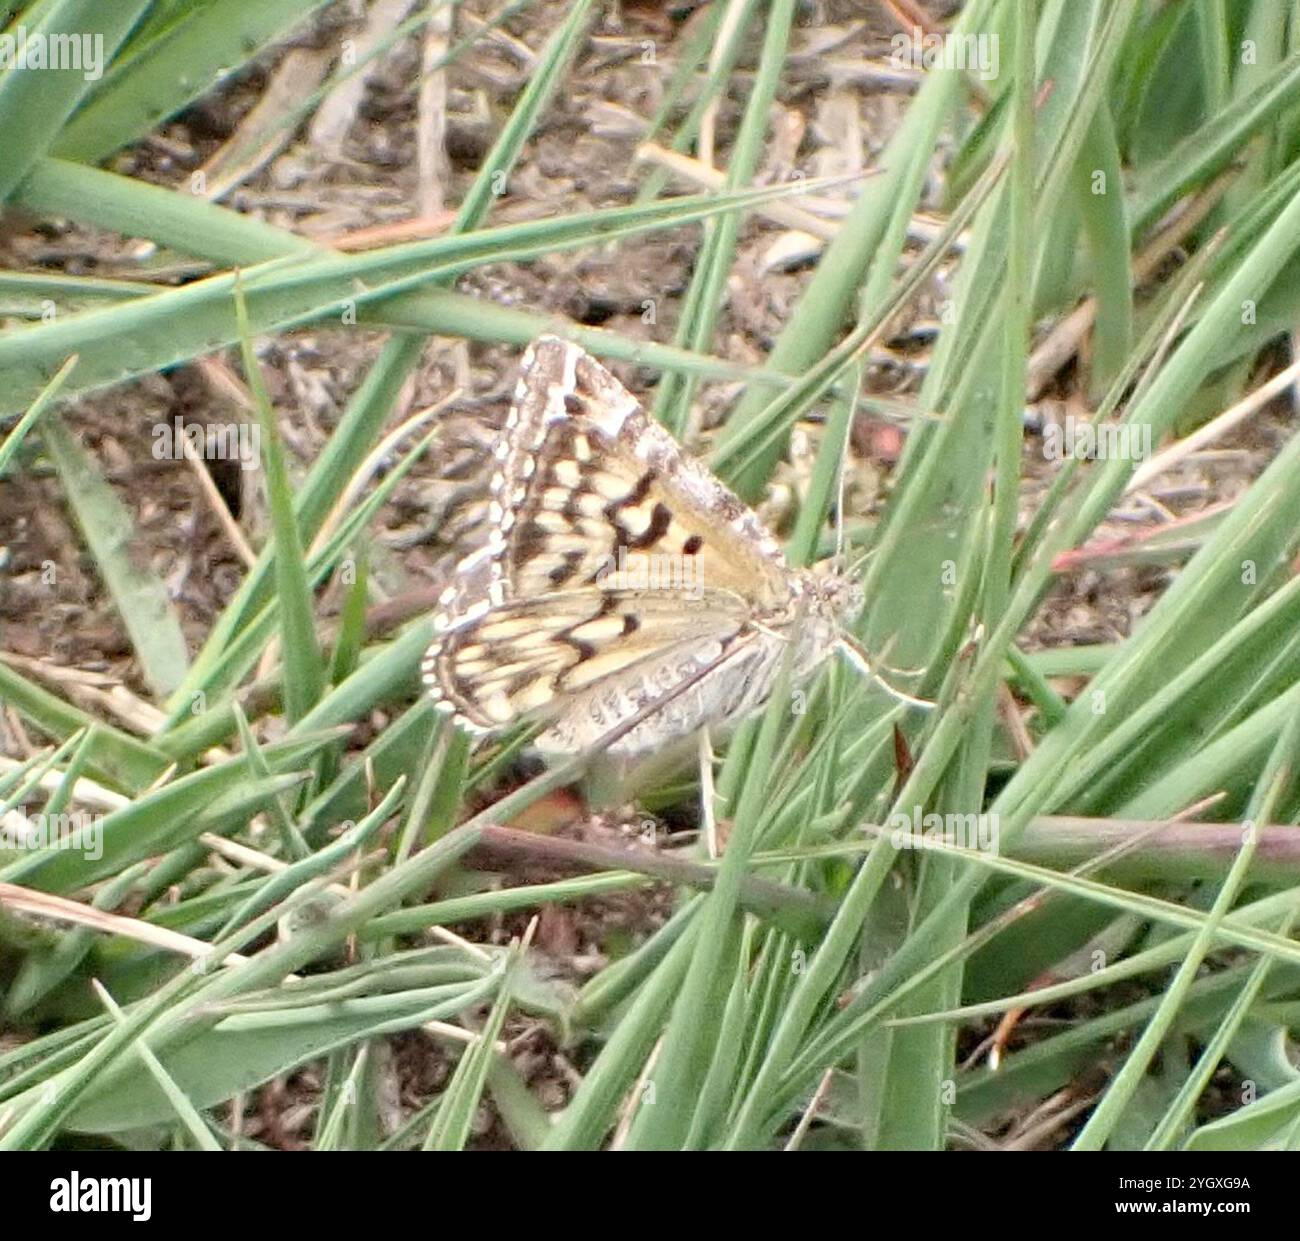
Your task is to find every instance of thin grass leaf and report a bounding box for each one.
[232,279,324,725]
[1077,714,1300,1148]
[0,352,77,476]
[0,0,147,200]
[423,931,529,1151]
[91,980,222,1151]
[52,0,332,163]
[40,411,190,697]
[0,176,836,417]
[0,659,169,790]
[715,0,998,498]
[624,628,799,1149]
[653,0,796,439]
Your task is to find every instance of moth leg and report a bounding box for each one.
[834,634,935,710]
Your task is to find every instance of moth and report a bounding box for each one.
[422,336,871,757]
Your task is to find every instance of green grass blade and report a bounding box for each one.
[40,411,190,697]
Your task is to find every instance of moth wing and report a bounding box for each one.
[423,587,751,733]
[470,337,794,608]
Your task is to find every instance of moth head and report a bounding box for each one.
[807,571,865,624]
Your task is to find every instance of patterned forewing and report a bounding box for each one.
[425,588,751,732]
[490,338,794,609]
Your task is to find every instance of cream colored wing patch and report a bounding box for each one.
[423,587,750,734]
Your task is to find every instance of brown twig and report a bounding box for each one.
[1014,814,1300,884]
[470,824,836,939]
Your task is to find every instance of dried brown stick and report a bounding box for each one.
[470,823,837,937]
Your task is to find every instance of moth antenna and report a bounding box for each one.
[751,618,792,644]
[845,545,872,579]
[835,632,935,710]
